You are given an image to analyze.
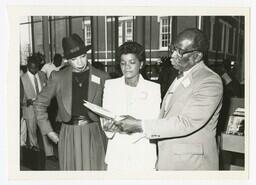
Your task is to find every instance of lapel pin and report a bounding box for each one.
[182,78,191,88]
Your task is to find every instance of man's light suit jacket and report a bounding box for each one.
[21,71,47,121]
[34,65,110,136]
[143,61,223,170]
[21,71,54,155]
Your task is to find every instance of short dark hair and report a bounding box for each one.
[117,41,145,63]
[53,53,62,67]
[27,54,40,66]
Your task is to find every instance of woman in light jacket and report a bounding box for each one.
[102,41,161,170]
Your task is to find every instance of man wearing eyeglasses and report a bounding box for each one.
[117,28,223,170]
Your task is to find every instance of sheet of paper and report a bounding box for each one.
[83,100,125,121]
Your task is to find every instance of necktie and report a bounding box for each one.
[34,75,39,94]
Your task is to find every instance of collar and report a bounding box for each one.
[27,70,38,78]
[181,61,203,79]
[122,74,145,88]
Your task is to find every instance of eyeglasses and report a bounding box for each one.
[169,44,201,58]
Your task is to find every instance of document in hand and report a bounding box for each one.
[83,100,125,121]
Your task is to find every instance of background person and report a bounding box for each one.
[158,56,178,100]
[20,54,54,157]
[41,53,63,79]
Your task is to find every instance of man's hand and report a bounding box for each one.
[103,119,123,133]
[26,99,34,107]
[117,115,142,134]
[47,131,59,144]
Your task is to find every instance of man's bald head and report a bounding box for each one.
[170,28,209,72]
[174,28,209,54]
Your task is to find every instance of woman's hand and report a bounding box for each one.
[116,115,142,134]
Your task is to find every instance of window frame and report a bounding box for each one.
[159,16,172,50]
[125,20,133,42]
[84,20,92,46]
[19,17,33,65]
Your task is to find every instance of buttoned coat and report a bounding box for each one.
[143,62,223,170]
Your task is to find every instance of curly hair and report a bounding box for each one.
[117,41,145,63]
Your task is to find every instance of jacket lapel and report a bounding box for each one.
[163,71,193,117]
[160,62,204,117]
[24,73,37,98]
[159,80,176,118]
[38,72,46,88]
[61,66,72,115]
[88,66,98,103]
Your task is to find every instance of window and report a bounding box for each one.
[51,17,69,55]
[118,22,123,46]
[33,17,44,54]
[125,20,133,41]
[83,18,92,46]
[20,17,32,65]
[232,28,236,55]
[220,20,232,54]
[228,27,233,54]
[20,16,45,65]
[118,16,134,45]
[159,16,172,49]
[209,17,215,51]
[84,24,91,45]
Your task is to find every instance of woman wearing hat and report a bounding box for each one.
[34,34,110,170]
[101,41,161,170]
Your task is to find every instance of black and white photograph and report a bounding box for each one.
[2,3,254,184]
[18,14,247,172]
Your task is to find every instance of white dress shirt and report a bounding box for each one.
[41,63,62,79]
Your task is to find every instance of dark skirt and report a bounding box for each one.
[58,122,106,170]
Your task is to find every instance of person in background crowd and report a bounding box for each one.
[33,52,46,70]
[116,28,223,170]
[20,68,24,77]
[92,62,105,71]
[41,54,63,79]
[101,41,161,170]
[20,65,27,74]
[34,33,110,170]
[20,79,25,146]
[158,56,178,100]
[20,54,54,157]
[212,60,242,137]
[214,60,241,98]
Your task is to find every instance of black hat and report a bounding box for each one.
[62,33,91,59]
